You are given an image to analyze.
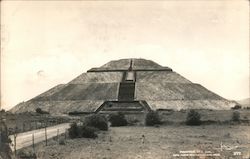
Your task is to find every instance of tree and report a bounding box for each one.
[109,112,128,127]
[0,109,5,113]
[232,111,240,122]
[35,108,43,114]
[0,121,12,159]
[79,126,97,138]
[186,110,201,126]
[84,114,108,131]
[68,123,79,139]
[35,108,49,114]
[68,123,98,139]
[145,111,161,126]
[231,105,242,110]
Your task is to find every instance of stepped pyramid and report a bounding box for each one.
[11,58,236,114]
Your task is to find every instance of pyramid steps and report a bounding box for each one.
[118,82,135,101]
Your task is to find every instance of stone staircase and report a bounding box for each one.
[118,82,135,101]
[95,59,152,114]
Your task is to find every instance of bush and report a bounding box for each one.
[186,110,201,126]
[84,114,108,131]
[35,108,42,114]
[79,126,98,138]
[0,125,12,159]
[35,107,49,114]
[127,118,140,126]
[17,149,36,159]
[59,138,66,145]
[109,112,128,127]
[68,123,79,139]
[232,111,240,122]
[0,130,11,146]
[68,123,98,139]
[231,105,242,110]
[145,111,161,126]
[0,109,5,113]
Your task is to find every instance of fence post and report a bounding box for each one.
[64,129,67,140]
[32,133,35,153]
[57,129,59,144]
[23,122,25,132]
[14,133,17,156]
[45,126,47,146]
[0,131,2,151]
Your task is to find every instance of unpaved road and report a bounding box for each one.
[9,123,70,150]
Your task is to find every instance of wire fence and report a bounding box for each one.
[8,123,70,157]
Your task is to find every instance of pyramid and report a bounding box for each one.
[11,58,236,114]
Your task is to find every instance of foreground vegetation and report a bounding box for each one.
[3,109,250,159]
[0,122,12,159]
[69,114,108,139]
[19,125,250,159]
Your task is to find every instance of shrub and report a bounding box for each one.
[35,107,49,114]
[0,124,12,159]
[246,107,250,110]
[145,111,161,126]
[109,112,128,127]
[0,109,5,113]
[59,138,66,145]
[231,105,242,110]
[68,123,79,139]
[128,118,140,126]
[84,114,108,131]
[79,126,98,138]
[0,129,11,146]
[35,108,42,114]
[232,111,240,122]
[68,123,98,139]
[186,110,201,126]
[17,149,36,159]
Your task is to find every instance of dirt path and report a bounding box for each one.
[9,123,70,150]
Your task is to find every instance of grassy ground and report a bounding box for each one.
[7,109,250,159]
[20,125,250,159]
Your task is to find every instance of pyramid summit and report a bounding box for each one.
[11,58,236,114]
[87,58,172,72]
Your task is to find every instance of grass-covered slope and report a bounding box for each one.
[35,83,119,101]
[32,84,66,101]
[133,58,165,69]
[100,59,130,70]
[89,58,171,71]
[11,100,104,114]
[147,100,235,110]
[69,72,123,84]
[11,82,119,113]
[136,71,191,83]
[135,82,223,101]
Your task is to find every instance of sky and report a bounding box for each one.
[1,0,249,110]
